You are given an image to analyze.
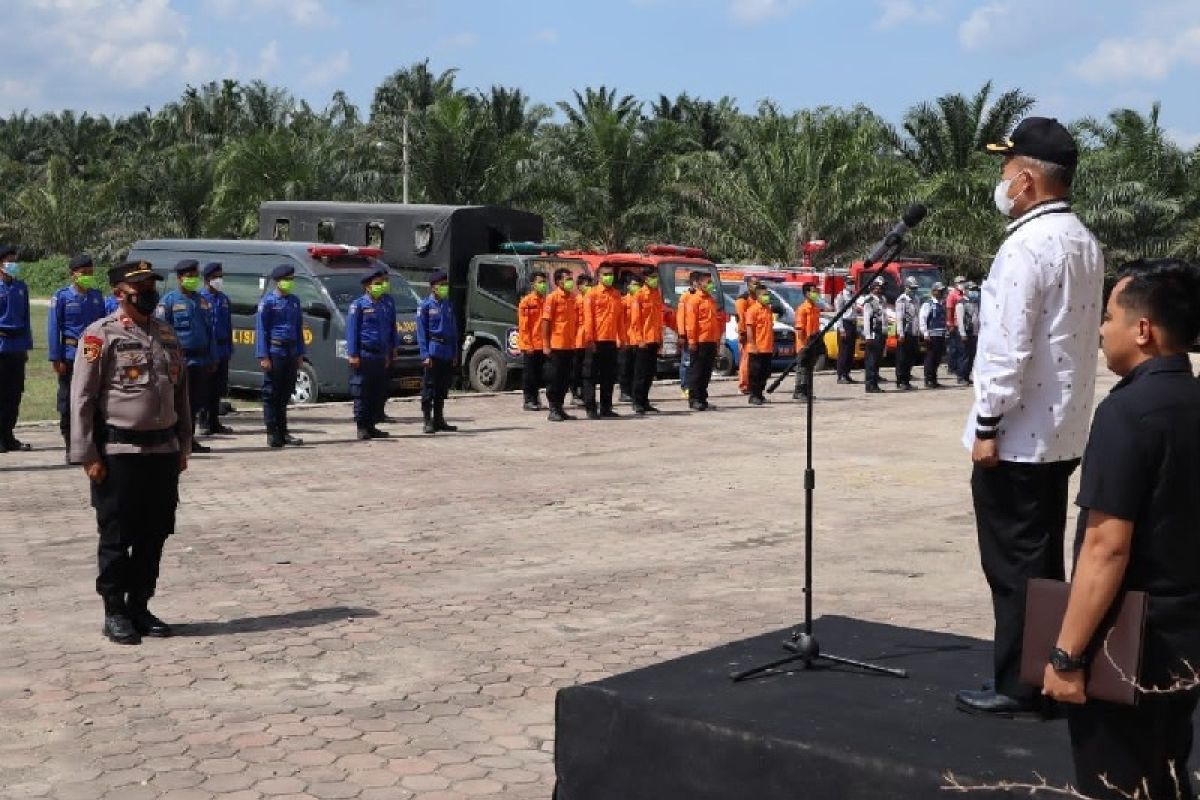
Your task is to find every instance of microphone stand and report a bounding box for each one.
[730,237,911,683]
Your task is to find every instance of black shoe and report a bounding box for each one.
[282,434,303,446]
[3,438,30,452]
[212,423,234,435]
[268,434,284,448]
[368,427,390,439]
[103,613,141,645]
[434,419,457,432]
[423,418,437,433]
[190,441,211,454]
[792,392,808,401]
[380,414,399,424]
[128,606,172,638]
[634,406,647,416]
[689,401,704,411]
[357,428,372,441]
[199,427,215,437]
[600,409,620,419]
[954,689,1043,719]
[547,408,566,422]
[644,405,660,413]
[837,376,857,384]
[749,396,765,405]
[897,383,914,392]
[956,377,970,386]
[523,401,542,411]
[699,402,713,411]
[586,408,601,420]
[865,384,883,393]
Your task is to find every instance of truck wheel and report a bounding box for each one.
[468,345,509,393]
[715,344,735,376]
[290,362,319,405]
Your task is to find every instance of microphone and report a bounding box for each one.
[865,203,927,263]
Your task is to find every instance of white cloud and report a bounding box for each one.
[300,49,351,89]
[1072,26,1200,83]
[438,32,479,49]
[957,2,1008,51]
[256,41,281,79]
[876,0,945,30]
[201,0,329,28]
[728,0,800,24]
[1167,128,1200,150]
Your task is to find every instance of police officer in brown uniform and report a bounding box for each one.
[70,260,190,645]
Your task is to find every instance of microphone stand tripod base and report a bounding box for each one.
[729,632,908,682]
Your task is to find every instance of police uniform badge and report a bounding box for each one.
[82,335,103,362]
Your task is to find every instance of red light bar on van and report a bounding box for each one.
[646,244,706,259]
[307,245,384,259]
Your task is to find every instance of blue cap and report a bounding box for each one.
[69,253,94,271]
[201,261,223,278]
[429,270,448,285]
[270,263,295,281]
[174,259,200,275]
[361,266,389,286]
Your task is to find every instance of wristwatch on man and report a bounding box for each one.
[1049,647,1088,673]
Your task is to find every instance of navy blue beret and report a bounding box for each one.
[201,262,223,278]
[270,263,295,281]
[0,245,16,259]
[361,266,389,286]
[429,270,448,285]
[174,259,200,275]
[69,253,94,271]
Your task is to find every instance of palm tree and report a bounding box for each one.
[901,82,1034,175]
[14,156,108,254]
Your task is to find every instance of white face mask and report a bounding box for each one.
[208,277,224,292]
[993,177,1017,217]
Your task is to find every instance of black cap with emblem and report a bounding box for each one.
[174,259,200,275]
[986,117,1078,170]
[107,260,164,287]
[361,266,389,286]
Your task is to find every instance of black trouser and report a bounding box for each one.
[351,357,388,428]
[571,349,586,400]
[547,349,575,409]
[522,351,545,405]
[923,335,945,384]
[971,459,1077,699]
[92,452,180,601]
[894,336,918,386]
[688,342,717,405]
[261,355,298,433]
[794,336,825,396]
[0,351,27,442]
[633,344,659,408]
[583,341,619,412]
[957,335,977,381]
[202,357,229,431]
[863,336,884,387]
[57,364,74,438]
[619,346,636,398]
[1068,692,1198,800]
[185,364,208,439]
[946,329,962,376]
[836,322,857,379]
[748,353,772,400]
[421,357,454,419]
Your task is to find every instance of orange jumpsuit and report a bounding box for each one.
[734,293,753,393]
[744,299,776,401]
[517,291,546,352]
[582,284,625,412]
[794,298,823,398]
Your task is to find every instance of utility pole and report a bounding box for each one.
[402,99,411,205]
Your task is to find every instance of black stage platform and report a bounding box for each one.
[555,615,1198,800]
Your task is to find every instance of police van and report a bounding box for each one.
[126,239,423,403]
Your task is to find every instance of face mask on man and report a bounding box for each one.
[627,284,641,295]
[76,274,97,291]
[533,280,548,295]
[181,276,201,292]
[125,287,160,316]
[968,290,980,301]
[600,274,615,288]
[993,173,1025,217]
[1,262,20,278]
[277,278,295,294]
[434,284,449,300]
[758,295,771,306]
[562,279,576,292]
[646,277,659,289]
[208,277,224,292]
[705,282,716,295]
[369,282,387,299]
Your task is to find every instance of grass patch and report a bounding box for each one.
[22,301,60,424]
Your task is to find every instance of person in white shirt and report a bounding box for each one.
[860,278,887,393]
[833,279,858,384]
[918,283,948,388]
[956,117,1105,718]
[954,282,981,385]
[893,277,920,391]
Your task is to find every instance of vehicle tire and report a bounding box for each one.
[290,362,319,405]
[715,344,735,376]
[468,345,509,393]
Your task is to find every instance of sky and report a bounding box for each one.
[3,0,1200,147]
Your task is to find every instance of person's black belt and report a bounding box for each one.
[105,426,176,446]
[361,347,386,357]
[270,338,296,349]
[185,348,208,358]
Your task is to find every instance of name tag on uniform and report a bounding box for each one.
[172,304,187,312]
[115,341,143,352]
[429,308,440,316]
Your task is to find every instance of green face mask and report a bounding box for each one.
[628,284,641,295]
[758,295,771,306]
[807,292,819,302]
[600,274,615,287]
[579,285,591,295]
[369,282,387,299]
[705,282,716,295]
[646,277,659,289]
[181,276,201,292]
[533,280,548,295]
[434,284,449,300]
[277,278,295,294]
[562,279,575,292]
[76,274,97,291]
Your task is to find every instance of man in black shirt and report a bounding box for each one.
[1042,259,1200,800]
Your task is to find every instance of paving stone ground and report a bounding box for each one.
[0,359,1146,800]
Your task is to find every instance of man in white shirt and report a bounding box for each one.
[956,117,1105,717]
[860,278,887,394]
[954,282,981,385]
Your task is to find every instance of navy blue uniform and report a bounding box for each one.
[255,291,306,436]
[104,295,120,315]
[48,284,106,440]
[416,294,458,425]
[157,288,215,439]
[0,275,32,448]
[199,286,233,432]
[345,293,397,430]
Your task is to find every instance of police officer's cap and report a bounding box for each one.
[967,281,979,290]
[361,266,389,286]
[174,259,200,275]
[108,260,163,287]
[931,281,946,292]
[871,277,885,287]
[0,245,15,260]
[904,276,919,289]
[270,264,295,281]
[954,275,967,284]
[69,253,94,271]
[428,270,448,285]
[201,261,223,278]
[986,116,1078,170]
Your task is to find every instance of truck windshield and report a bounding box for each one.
[320,268,420,314]
[899,267,943,303]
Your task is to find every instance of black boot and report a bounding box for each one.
[422,402,436,434]
[127,595,172,638]
[433,401,457,432]
[102,596,140,645]
[267,425,285,448]
[281,422,303,446]
[547,406,566,422]
[356,427,372,441]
